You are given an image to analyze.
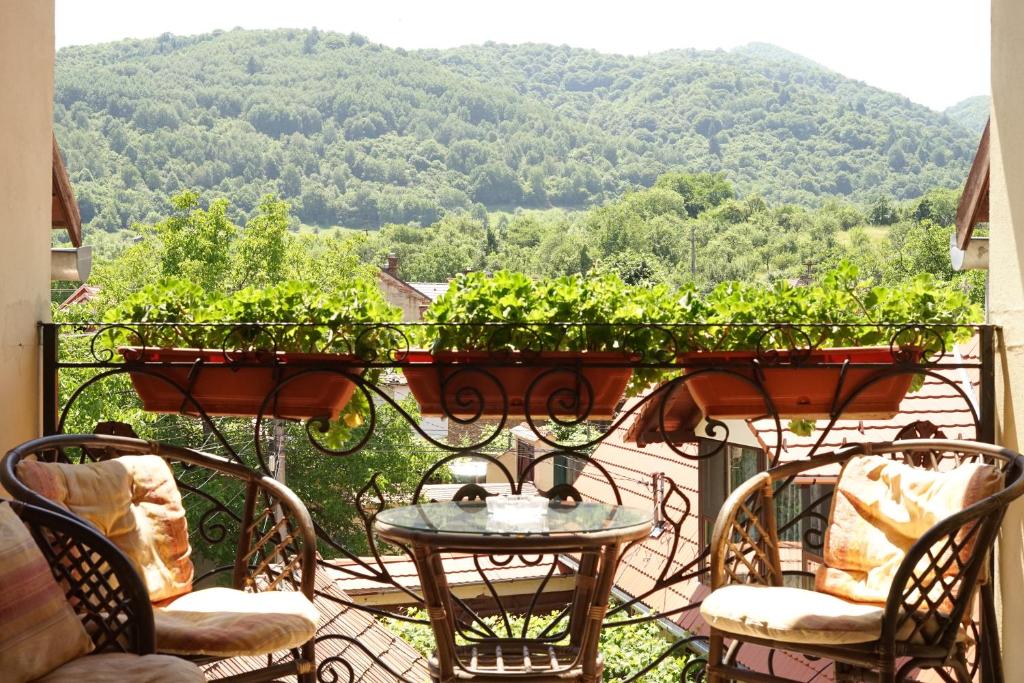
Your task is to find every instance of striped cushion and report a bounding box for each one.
[0,502,94,683]
[34,653,206,683]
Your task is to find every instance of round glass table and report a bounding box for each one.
[375,499,652,682]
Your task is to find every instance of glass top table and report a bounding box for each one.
[373,498,653,679]
[375,500,652,541]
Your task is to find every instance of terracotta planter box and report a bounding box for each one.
[401,351,635,420]
[678,347,919,419]
[120,347,362,419]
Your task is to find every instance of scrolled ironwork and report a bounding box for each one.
[42,320,991,681]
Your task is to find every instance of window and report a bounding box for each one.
[516,438,535,483]
[698,439,763,575]
[697,437,834,583]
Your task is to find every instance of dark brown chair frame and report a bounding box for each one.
[1,433,319,683]
[705,439,1024,683]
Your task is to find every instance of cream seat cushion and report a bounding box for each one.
[154,587,318,657]
[34,652,206,683]
[700,584,886,645]
[16,456,194,602]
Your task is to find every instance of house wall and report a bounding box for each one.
[485,449,555,490]
[989,0,1024,675]
[0,0,54,452]
[378,272,429,322]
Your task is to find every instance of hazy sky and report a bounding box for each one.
[55,0,989,111]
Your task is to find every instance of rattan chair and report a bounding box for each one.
[1,433,319,683]
[702,439,1024,683]
[6,499,206,681]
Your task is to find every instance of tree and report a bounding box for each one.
[156,191,236,293]
[232,194,290,289]
[655,172,735,217]
[470,163,522,205]
[868,197,899,226]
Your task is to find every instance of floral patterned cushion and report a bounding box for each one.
[817,455,1002,605]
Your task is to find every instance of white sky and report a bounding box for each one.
[55,0,989,111]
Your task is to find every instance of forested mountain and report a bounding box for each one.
[55,28,980,231]
[944,95,990,135]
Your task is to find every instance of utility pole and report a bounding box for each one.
[690,223,696,278]
[272,419,286,484]
[269,419,287,564]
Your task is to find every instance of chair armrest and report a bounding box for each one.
[881,498,1003,649]
[232,473,318,600]
[11,500,157,656]
[708,472,782,590]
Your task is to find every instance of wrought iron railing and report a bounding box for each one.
[39,321,995,682]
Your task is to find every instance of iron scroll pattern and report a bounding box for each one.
[43,321,991,682]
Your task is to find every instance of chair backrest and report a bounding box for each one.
[3,433,318,601]
[8,499,156,655]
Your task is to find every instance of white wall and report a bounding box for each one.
[0,0,54,450]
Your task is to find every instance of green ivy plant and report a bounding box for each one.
[102,277,402,442]
[104,277,401,357]
[419,270,705,392]
[700,261,979,353]
[417,264,979,396]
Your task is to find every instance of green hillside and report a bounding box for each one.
[54,29,977,232]
[944,95,990,135]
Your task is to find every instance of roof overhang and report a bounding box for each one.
[52,134,82,248]
[955,118,990,252]
[624,383,703,447]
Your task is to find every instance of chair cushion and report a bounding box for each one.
[33,652,206,683]
[817,455,1002,605]
[0,502,94,683]
[16,455,194,602]
[700,584,885,645]
[154,587,318,657]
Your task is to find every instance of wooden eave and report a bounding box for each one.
[624,381,703,447]
[52,134,82,247]
[955,118,990,251]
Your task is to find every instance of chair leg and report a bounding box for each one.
[298,640,317,683]
[835,662,860,682]
[878,659,896,683]
[950,657,973,683]
[707,630,725,683]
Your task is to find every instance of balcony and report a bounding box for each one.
[32,319,996,682]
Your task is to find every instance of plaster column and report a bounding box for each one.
[0,0,54,449]
[990,0,1024,677]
